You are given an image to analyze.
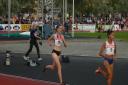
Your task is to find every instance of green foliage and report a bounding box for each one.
[54,0,128,16]
[0,0,36,16]
[74,32,128,41]
[0,0,127,16]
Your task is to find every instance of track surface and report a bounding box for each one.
[0,53,127,85]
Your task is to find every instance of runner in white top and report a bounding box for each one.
[43,25,67,84]
[105,41,115,56]
[95,29,116,85]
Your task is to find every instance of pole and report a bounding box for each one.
[8,0,11,38]
[37,0,39,17]
[72,0,74,37]
[41,0,44,37]
[63,0,65,25]
[65,0,67,21]
[52,0,54,29]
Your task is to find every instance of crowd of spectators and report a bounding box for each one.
[0,13,128,31]
[0,13,43,24]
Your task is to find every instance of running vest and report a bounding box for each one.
[105,41,115,55]
[54,34,64,46]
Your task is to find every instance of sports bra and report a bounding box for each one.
[54,34,64,46]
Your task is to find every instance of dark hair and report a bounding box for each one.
[107,29,113,37]
[56,24,61,29]
[55,24,61,31]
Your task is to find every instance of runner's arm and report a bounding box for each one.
[47,34,54,46]
[99,43,106,57]
[62,35,67,48]
[114,42,117,60]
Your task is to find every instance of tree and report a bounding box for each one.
[54,0,128,17]
[0,0,37,15]
[0,0,127,17]
[0,0,8,16]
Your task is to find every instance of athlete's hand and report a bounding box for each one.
[49,43,52,47]
[38,37,42,40]
[96,54,101,57]
[63,41,67,48]
[47,42,52,47]
[98,53,106,58]
[39,41,42,46]
[64,44,67,48]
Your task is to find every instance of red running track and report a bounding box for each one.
[0,73,60,85]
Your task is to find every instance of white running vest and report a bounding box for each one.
[105,41,115,55]
[54,34,63,46]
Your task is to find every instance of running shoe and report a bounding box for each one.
[23,56,30,61]
[95,67,101,75]
[38,57,43,61]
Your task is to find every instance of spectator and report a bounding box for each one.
[64,20,69,33]
[43,21,53,39]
